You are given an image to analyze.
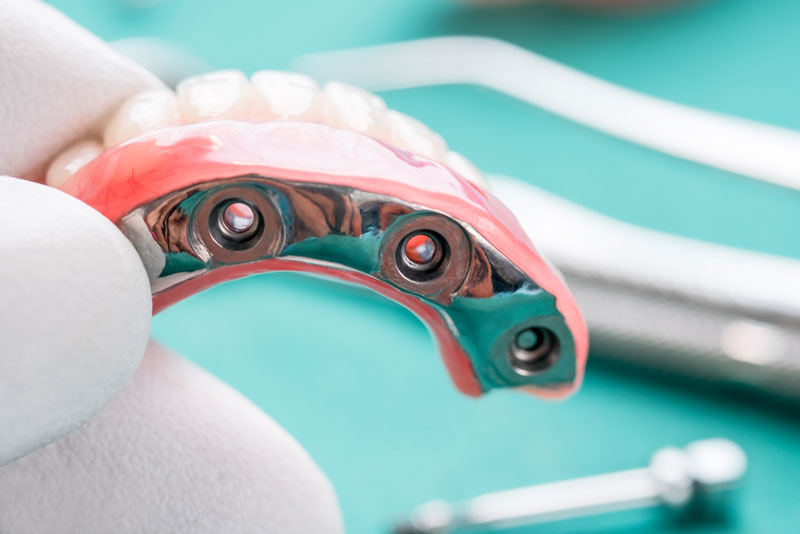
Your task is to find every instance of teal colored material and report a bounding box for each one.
[284,233,381,276]
[48,0,800,532]
[160,252,204,277]
[443,291,573,390]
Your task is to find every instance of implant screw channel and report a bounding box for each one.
[222,202,256,234]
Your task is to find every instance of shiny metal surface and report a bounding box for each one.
[220,202,257,236]
[131,173,572,392]
[509,327,558,376]
[61,120,587,396]
[402,233,440,269]
[394,438,747,533]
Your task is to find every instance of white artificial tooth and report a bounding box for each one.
[444,151,487,188]
[384,110,447,160]
[320,82,387,137]
[251,70,320,121]
[46,139,103,188]
[103,89,181,148]
[176,70,254,122]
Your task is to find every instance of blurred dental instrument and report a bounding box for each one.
[110,38,210,88]
[293,37,800,192]
[121,0,165,7]
[488,175,800,400]
[459,0,663,5]
[394,438,746,533]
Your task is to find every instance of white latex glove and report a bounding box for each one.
[0,2,342,532]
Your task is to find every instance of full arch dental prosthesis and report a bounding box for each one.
[46,70,588,398]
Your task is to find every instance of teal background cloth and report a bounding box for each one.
[48,0,800,532]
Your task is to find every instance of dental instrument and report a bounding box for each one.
[394,438,747,533]
[293,37,800,192]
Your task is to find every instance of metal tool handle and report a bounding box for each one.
[395,438,747,533]
[490,176,800,400]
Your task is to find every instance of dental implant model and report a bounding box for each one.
[50,70,588,397]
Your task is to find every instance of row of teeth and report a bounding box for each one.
[46,70,486,188]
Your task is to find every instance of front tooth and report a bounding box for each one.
[444,151,487,187]
[46,139,103,187]
[384,110,447,160]
[251,70,320,121]
[320,82,387,137]
[103,89,181,147]
[176,70,254,122]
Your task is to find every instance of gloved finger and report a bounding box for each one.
[1,8,344,529]
[0,340,344,534]
[0,176,152,465]
[0,0,162,181]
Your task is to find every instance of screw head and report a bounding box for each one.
[222,202,256,234]
[402,232,441,270]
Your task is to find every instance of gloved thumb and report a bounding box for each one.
[0,177,152,465]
